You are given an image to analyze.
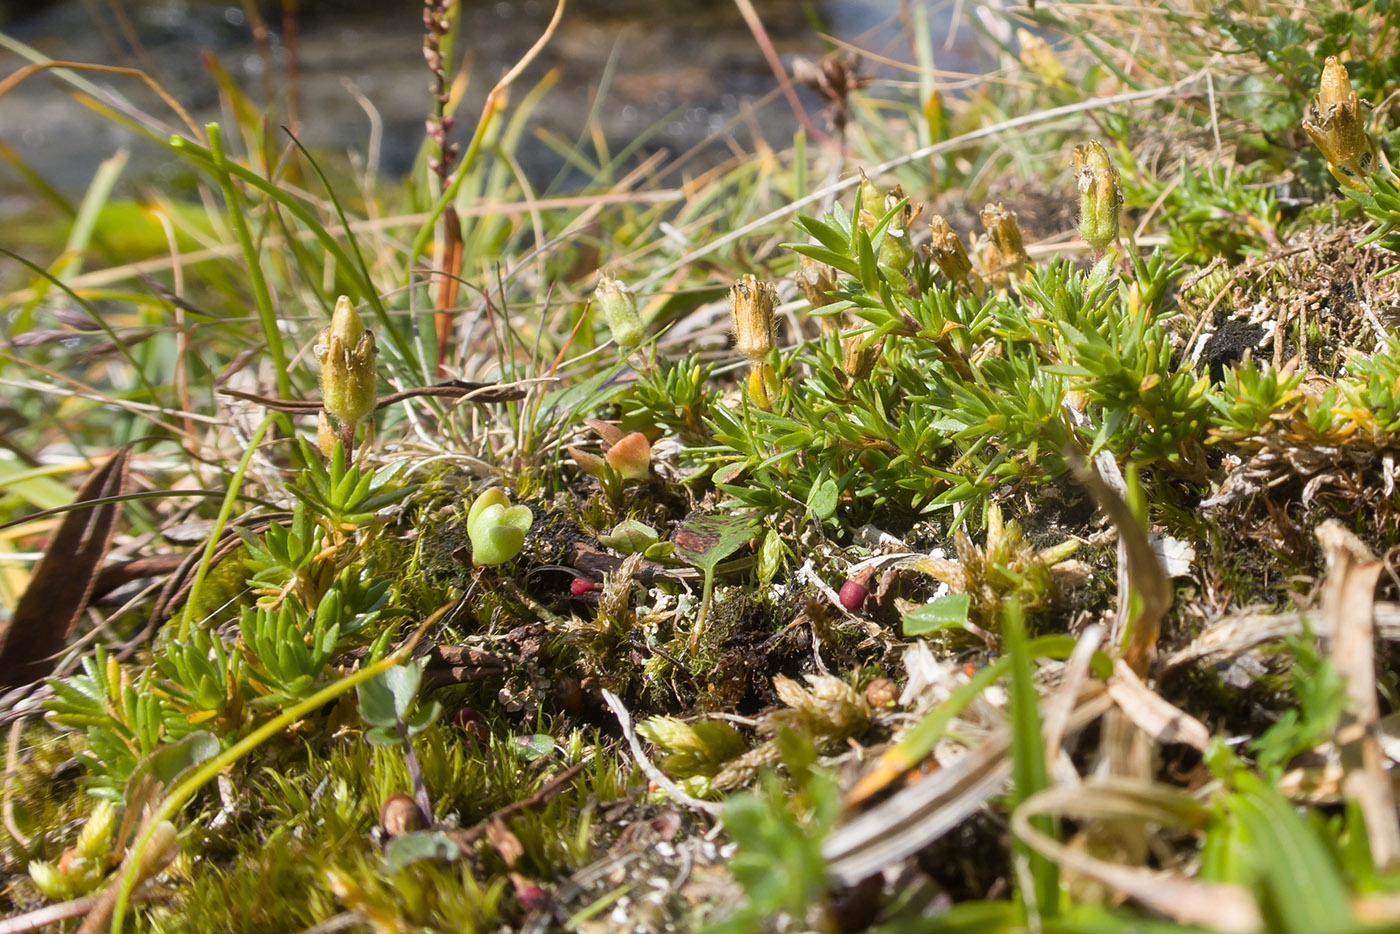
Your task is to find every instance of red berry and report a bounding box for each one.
[570,578,598,595]
[838,579,869,611]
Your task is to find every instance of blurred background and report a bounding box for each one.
[0,1,988,208]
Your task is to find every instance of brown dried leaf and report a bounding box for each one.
[0,447,130,689]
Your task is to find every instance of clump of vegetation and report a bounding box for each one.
[7,0,1400,931]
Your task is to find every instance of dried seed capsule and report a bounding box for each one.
[1302,56,1374,189]
[841,331,884,382]
[925,215,976,287]
[979,202,1028,278]
[1072,141,1122,251]
[795,255,843,332]
[729,274,778,362]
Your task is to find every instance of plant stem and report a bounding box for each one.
[177,413,274,641]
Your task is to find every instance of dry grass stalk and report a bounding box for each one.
[823,687,1111,886]
[1012,779,1262,932]
[1106,657,1209,751]
[1316,520,1400,870]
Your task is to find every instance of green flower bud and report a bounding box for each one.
[594,273,645,348]
[75,800,117,862]
[317,295,378,430]
[729,274,778,362]
[28,859,70,901]
[467,488,533,566]
[1072,141,1122,251]
[1017,29,1066,85]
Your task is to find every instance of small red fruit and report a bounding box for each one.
[570,578,599,595]
[838,579,869,612]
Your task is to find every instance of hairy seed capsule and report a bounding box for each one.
[979,203,1028,278]
[594,272,644,348]
[1072,141,1122,251]
[1302,56,1373,189]
[317,295,378,430]
[925,215,976,288]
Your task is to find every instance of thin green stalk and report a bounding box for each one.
[176,413,274,641]
[1005,599,1060,922]
[207,123,292,406]
[107,604,449,933]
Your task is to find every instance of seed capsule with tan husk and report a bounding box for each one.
[979,202,1028,284]
[925,215,982,296]
[795,255,844,333]
[1303,56,1374,192]
[729,275,782,410]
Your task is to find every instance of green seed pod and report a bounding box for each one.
[746,362,781,410]
[594,272,645,347]
[317,295,378,430]
[1072,141,1122,251]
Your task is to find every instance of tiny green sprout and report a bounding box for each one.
[466,488,533,566]
[594,272,645,348]
[1073,141,1123,252]
[316,295,378,460]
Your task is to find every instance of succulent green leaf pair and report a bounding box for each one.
[467,488,533,566]
[356,660,441,746]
